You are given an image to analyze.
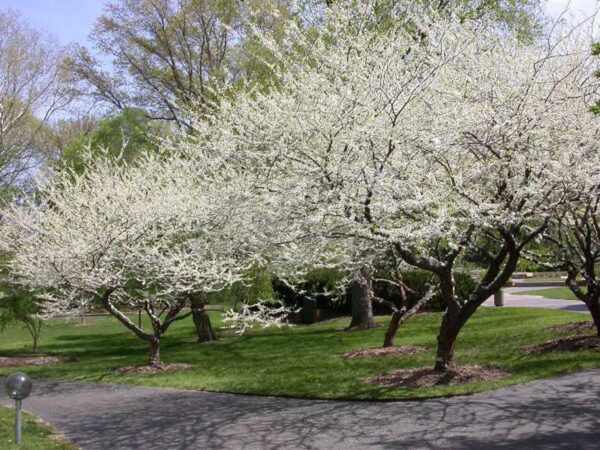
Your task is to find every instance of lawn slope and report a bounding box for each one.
[0,308,598,400]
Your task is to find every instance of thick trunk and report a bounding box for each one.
[149,338,161,366]
[192,306,217,342]
[435,307,461,371]
[435,293,486,371]
[434,270,459,371]
[190,293,216,342]
[586,297,600,336]
[348,265,376,329]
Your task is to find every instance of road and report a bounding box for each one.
[483,287,588,313]
[2,368,599,449]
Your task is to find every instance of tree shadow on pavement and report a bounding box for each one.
[1,369,598,449]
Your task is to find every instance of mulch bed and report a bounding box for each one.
[342,345,428,359]
[524,335,600,354]
[550,321,596,334]
[116,363,193,375]
[0,355,73,367]
[365,365,510,388]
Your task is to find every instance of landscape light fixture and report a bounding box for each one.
[5,372,33,445]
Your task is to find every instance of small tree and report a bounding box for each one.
[0,288,43,353]
[0,152,255,367]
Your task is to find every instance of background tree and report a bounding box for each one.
[50,115,98,159]
[65,0,292,131]
[0,10,74,197]
[58,108,162,174]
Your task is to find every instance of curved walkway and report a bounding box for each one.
[483,287,588,313]
[2,368,600,449]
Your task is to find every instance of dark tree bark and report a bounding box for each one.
[384,312,402,347]
[348,264,376,330]
[434,270,459,371]
[191,293,217,342]
[388,222,541,372]
[566,272,600,337]
[372,267,427,347]
[98,289,193,367]
[381,287,435,347]
[554,200,600,338]
[433,232,525,372]
[536,199,600,338]
[587,298,600,336]
[434,308,461,371]
[192,305,217,342]
[149,338,161,367]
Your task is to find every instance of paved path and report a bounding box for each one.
[483,287,588,313]
[2,368,600,449]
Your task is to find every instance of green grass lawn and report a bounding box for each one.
[0,308,598,400]
[0,406,75,449]
[519,287,583,300]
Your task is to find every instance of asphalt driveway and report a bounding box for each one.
[483,287,589,313]
[2,368,599,449]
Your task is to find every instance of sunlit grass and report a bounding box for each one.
[0,308,598,400]
[519,287,583,301]
[0,406,75,449]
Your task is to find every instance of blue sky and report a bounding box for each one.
[0,0,597,47]
[0,0,106,45]
[546,0,599,17]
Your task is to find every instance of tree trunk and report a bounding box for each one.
[24,317,42,354]
[434,270,459,371]
[348,265,376,329]
[149,338,161,366]
[383,311,402,347]
[31,320,41,354]
[434,307,461,371]
[190,293,217,342]
[192,306,217,342]
[382,286,435,348]
[32,337,38,353]
[586,297,600,336]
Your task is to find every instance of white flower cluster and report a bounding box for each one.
[2,1,600,335]
[0,152,257,317]
[222,301,300,335]
[188,2,600,280]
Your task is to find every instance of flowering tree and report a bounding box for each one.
[0,152,254,366]
[536,189,600,335]
[190,2,600,370]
